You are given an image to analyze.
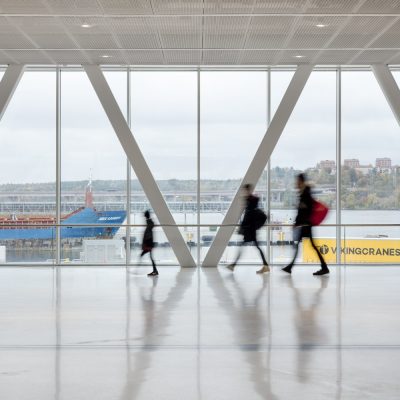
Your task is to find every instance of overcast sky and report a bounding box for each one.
[0,69,399,184]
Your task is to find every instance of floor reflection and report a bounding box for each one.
[282,275,329,383]
[121,269,196,400]
[203,268,279,399]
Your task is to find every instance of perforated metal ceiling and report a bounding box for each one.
[0,0,399,65]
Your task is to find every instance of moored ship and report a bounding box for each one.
[0,180,126,244]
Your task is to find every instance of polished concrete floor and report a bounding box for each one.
[0,265,399,399]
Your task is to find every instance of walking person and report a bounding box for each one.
[227,184,269,274]
[140,210,158,276]
[282,173,329,276]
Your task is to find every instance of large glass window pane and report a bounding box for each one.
[270,70,337,265]
[130,71,197,265]
[61,70,127,264]
[0,71,56,264]
[200,71,268,264]
[341,70,400,263]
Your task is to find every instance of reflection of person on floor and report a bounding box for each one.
[140,210,158,276]
[121,269,196,400]
[282,173,329,276]
[286,276,328,383]
[203,269,278,399]
[227,183,269,274]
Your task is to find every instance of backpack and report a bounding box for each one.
[254,208,268,230]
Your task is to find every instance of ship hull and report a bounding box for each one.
[0,208,126,241]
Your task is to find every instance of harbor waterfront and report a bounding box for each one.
[2,210,399,264]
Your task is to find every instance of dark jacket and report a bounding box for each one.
[239,194,259,242]
[142,218,154,251]
[295,185,313,227]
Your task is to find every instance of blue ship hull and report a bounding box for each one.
[0,208,126,241]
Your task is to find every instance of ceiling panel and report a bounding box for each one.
[357,0,400,14]
[277,49,319,64]
[245,16,295,49]
[329,16,396,48]
[8,16,78,49]
[239,49,280,64]
[314,49,356,64]
[305,0,361,14]
[254,0,308,13]
[202,50,241,64]
[386,52,400,64]
[60,16,110,34]
[125,50,164,64]
[164,50,202,64]
[203,16,249,48]
[351,49,396,64]
[60,17,119,49]
[44,0,102,15]
[0,50,17,64]
[205,0,257,14]
[151,0,203,15]
[3,50,53,64]
[286,16,346,49]
[70,33,118,49]
[45,50,89,64]
[158,17,202,48]
[98,0,152,15]
[369,19,400,48]
[108,17,160,48]
[0,0,50,14]
[0,17,36,49]
[86,49,127,64]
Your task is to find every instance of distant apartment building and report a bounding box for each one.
[317,160,336,170]
[344,159,360,168]
[376,158,392,169]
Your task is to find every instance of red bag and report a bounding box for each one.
[310,200,329,226]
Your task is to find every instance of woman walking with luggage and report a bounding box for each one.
[227,184,269,274]
[282,173,329,276]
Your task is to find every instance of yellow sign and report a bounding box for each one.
[303,238,400,263]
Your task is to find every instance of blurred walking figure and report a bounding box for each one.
[282,173,329,276]
[141,210,158,276]
[227,184,269,274]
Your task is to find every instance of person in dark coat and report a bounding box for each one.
[227,184,269,274]
[140,210,158,276]
[282,173,329,276]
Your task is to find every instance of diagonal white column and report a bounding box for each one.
[83,65,196,267]
[372,64,400,126]
[0,65,25,121]
[202,64,314,267]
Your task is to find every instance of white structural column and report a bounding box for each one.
[202,64,314,267]
[372,64,400,126]
[0,65,25,121]
[84,65,196,267]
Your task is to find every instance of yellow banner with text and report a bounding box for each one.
[303,238,400,263]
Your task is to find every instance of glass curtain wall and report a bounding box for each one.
[200,71,268,264]
[60,70,127,264]
[341,70,400,263]
[0,66,399,265]
[0,70,56,264]
[130,70,197,265]
[270,70,337,266]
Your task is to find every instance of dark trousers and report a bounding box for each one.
[233,239,268,266]
[140,249,157,271]
[289,226,326,268]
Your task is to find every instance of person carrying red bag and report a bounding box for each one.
[282,173,329,276]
